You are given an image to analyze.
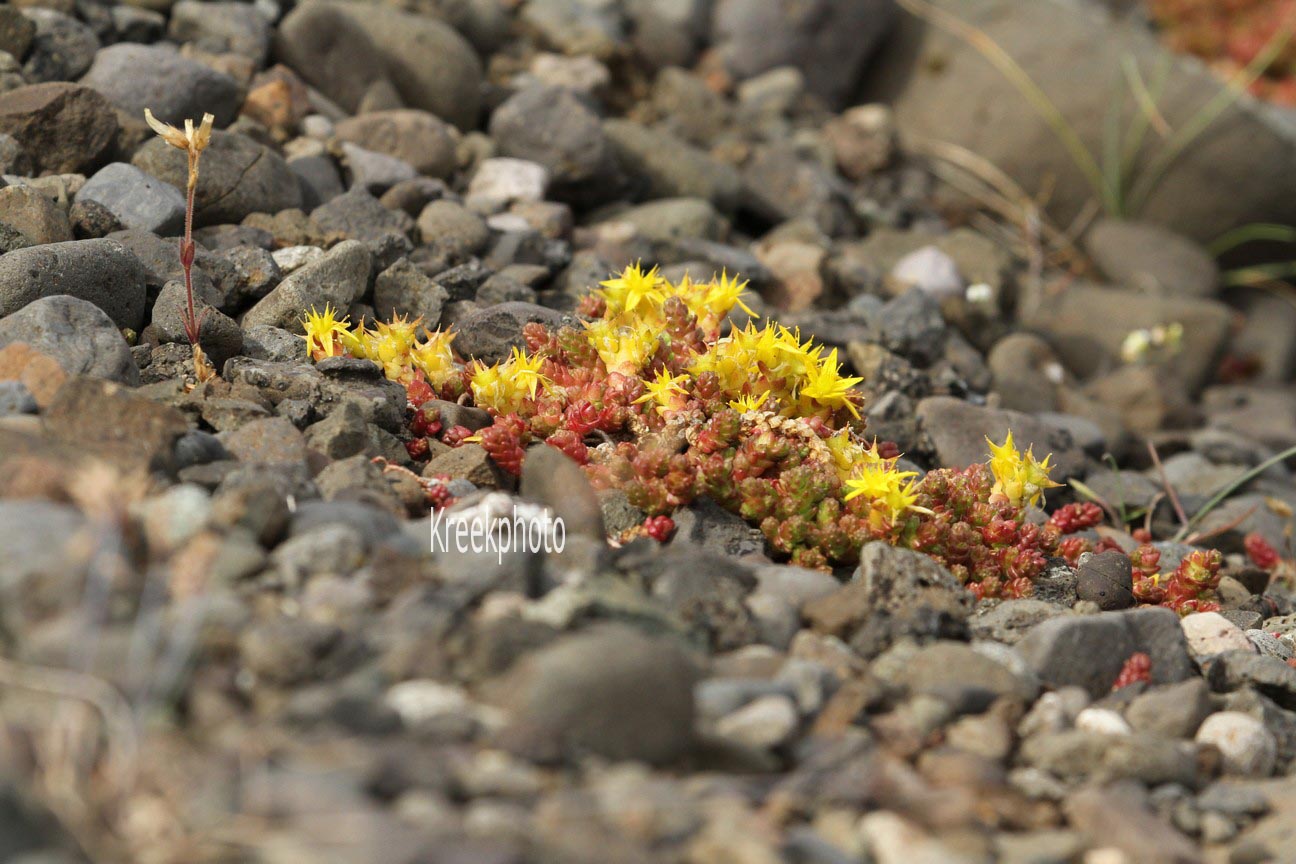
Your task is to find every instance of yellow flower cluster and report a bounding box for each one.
[300,305,460,389]
[691,322,863,420]
[302,264,866,427]
[842,441,926,527]
[986,432,1060,508]
[470,348,549,414]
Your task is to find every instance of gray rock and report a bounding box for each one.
[214,245,281,308]
[744,144,850,236]
[21,8,98,83]
[241,324,305,363]
[1247,630,1294,661]
[239,615,340,686]
[76,163,186,236]
[373,258,448,326]
[107,227,233,310]
[283,2,482,130]
[714,694,798,750]
[134,131,302,227]
[969,599,1069,645]
[334,109,458,180]
[451,301,565,364]
[242,240,372,331]
[304,401,372,461]
[0,82,117,175]
[1024,729,1197,786]
[0,379,35,415]
[1063,782,1203,863]
[151,280,243,367]
[467,157,549,208]
[878,289,946,365]
[416,200,490,263]
[338,142,417,194]
[802,541,973,656]
[1085,218,1219,298]
[520,444,603,540]
[275,2,399,116]
[988,333,1064,414]
[311,187,412,270]
[491,86,622,206]
[670,497,766,558]
[916,396,1086,484]
[1075,550,1134,611]
[604,119,741,212]
[1206,652,1296,710]
[221,416,310,467]
[1127,678,1212,739]
[521,0,624,58]
[867,0,1296,244]
[111,5,166,43]
[712,0,896,108]
[0,238,147,330]
[894,640,1039,712]
[489,623,698,764]
[289,153,346,210]
[625,0,710,68]
[168,0,272,65]
[0,294,137,385]
[0,132,28,176]
[80,42,240,128]
[608,197,724,243]
[1016,607,1193,697]
[0,184,71,245]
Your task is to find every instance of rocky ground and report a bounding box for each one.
[1,0,1296,862]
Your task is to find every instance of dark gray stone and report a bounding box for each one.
[1016,607,1194,698]
[1076,550,1134,611]
[151,280,243,367]
[77,162,186,236]
[0,238,147,330]
[168,0,272,65]
[0,294,138,385]
[242,240,371,331]
[451,301,565,364]
[311,188,413,271]
[490,86,622,206]
[81,42,240,127]
[133,131,302,227]
[21,8,98,83]
[712,0,896,108]
[489,624,699,764]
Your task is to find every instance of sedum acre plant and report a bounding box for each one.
[300,264,1226,609]
[145,108,217,383]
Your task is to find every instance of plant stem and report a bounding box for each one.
[1173,443,1296,542]
[182,149,199,345]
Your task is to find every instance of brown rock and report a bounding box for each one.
[42,376,190,475]
[0,342,66,407]
[0,83,117,174]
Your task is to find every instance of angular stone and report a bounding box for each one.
[76,163,187,236]
[242,240,371,331]
[0,82,117,174]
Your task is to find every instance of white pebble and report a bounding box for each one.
[715,695,799,750]
[1196,711,1276,776]
[1075,707,1132,736]
[1180,612,1254,659]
